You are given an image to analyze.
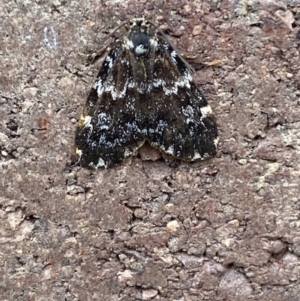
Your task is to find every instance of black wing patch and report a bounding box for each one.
[147,38,218,161]
[75,42,146,168]
[75,18,218,168]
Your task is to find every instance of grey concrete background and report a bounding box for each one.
[1,0,300,300]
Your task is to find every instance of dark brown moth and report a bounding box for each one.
[75,18,218,168]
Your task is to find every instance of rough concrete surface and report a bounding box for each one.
[1,0,300,300]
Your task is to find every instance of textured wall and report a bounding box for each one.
[1,0,300,300]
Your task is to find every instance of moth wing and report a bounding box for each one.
[75,42,146,168]
[147,38,218,161]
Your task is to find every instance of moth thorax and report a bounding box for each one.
[135,44,149,55]
[132,34,150,56]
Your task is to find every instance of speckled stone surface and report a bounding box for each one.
[1,1,300,300]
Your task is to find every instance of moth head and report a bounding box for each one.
[129,18,150,29]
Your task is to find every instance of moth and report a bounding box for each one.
[75,18,218,168]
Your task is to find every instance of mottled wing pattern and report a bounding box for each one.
[75,18,218,169]
[75,41,146,168]
[147,37,218,161]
